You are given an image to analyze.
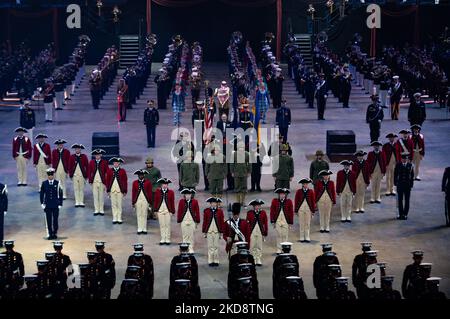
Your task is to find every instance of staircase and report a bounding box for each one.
[293,34,313,68]
[119,35,140,69]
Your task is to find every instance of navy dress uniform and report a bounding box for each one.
[402,250,426,299]
[0,184,7,246]
[94,241,116,299]
[375,275,402,300]
[48,241,72,298]
[1,240,25,295]
[366,94,384,143]
[275,101,291,143]
[143,100,159,148]
[40,168,63,240]
[329,277,356,300]
[420,277,447,300]
[394,153,415,220]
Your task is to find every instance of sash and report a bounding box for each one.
[36,143,48,159]
[228,219,245,242]
[399,139,409,154]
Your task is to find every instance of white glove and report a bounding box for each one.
[58,206,62,209]
[41,204,46,209]
[3,211,6,215]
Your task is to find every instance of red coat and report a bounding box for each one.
[131,179,152,205]
[270,198,294,224]
[12,136,32,159]
[352,160,370,185]
[51,149,70,173]
[33,143,52,165]
[382,142,398,164]
[367,151,387,175]
[294,188,317,212]
[177,199,200,223]
[411,133,425,156]
[202,208,225,233]
[336,169,356,194]
[153,188,175,213]
[314,180,337,204]
[88,159,108,184]
[105,167,128,194]
[395,138,414,161]
[246,210,268,236]
[223,218,251,252]
[68,154,89,178]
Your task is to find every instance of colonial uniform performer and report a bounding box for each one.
[443,167,450,227]
[230,142,251,207]
[367,141,387,203]
[205,144,227,198]
[394,153,415,220]
[179,151,200,191]
[94,241,116,299]
[0,184,7,245]
[383,133,398,196]
[313,244,340,299]
[352,150,370,213]
[336,160,356,222]
[143,156,161,220]
[309,150,329,184]
[68,144,89,207]
[105,157,128,224]
[12,127,32,186]
[402,250,426,299]
[202,197,225,266]
[246,199,268,266]
[51,139,70,199]
[270,188,294,253]
[215,81,231,116]
[132,170,152,235]
[410,124,425,181]
[272,144,294,189]
[153,178,175,245]
[177,189,200,253]
[315,170,336,233]
[408,93,426,126]
[88,149,108,216]
[33,134,52,191]
[366,94,384,143]
[223,203,250,257]
[389,75,403,120]
[395,129,414,163]
[40,168,63,240]
[294,178,316,242]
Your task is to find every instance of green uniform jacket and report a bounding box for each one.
[205,154,227,180]
[230,151,251,177]
[180,162,200,188]
[272,154,294,180]
[309,160,330,182]
[143,166,162,192]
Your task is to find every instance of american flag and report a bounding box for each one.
[203,98,213,142]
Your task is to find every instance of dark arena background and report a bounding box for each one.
[0,0,450,307]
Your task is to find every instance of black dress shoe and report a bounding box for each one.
[403,216,408,220]
[369,200,375,204]
[214,263,219,267]
[396,216,402,220]
[117,221,123,225]
[209,263,214,267]
[112,221,117,224]
[319,230,324,233]
[249,189,255,192]
[375,200,381,204]
[22,184,27,186]
[79,204,85,208]
[256,263,262,267]
[142,231,148,235]
[159,242,165,245]
[256,188,262,192]
[324,230,330,233]
[137,232,142,235]
[346,220,352,223]
[165,242,171,245]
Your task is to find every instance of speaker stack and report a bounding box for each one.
[92,132,119,161]
[326,130,356,162]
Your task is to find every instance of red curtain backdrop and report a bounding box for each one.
[382,5,420,45]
